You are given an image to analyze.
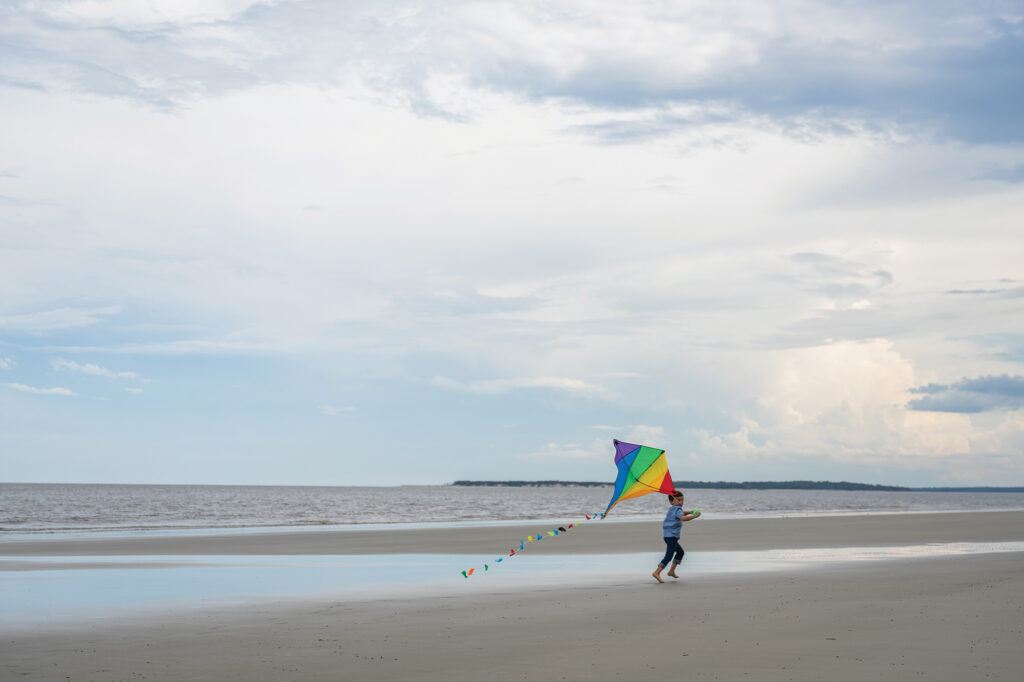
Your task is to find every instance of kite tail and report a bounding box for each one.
[459,513,605,578]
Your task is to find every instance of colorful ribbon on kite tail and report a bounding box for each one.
[460,512,607,578]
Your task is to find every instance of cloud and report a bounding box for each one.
[946,289,1007,295]
[51,358,138,379]
[524,426,666,461]
[3,1,1022,143]
[622,425,667,448]
[124,387,143,393]
[909,383,948,395]
[908,374,1024,413]
[524,439,608,460]
[39,0,273,27]
[0,356,15,370]
[696,340,976,463]
[957,375,1024,396]
[432,375,610,398]
[0,306,122,333]
[567,105,736,145]
[319,404,356,416]
[38,339,291,356]
[6,382,75,396]
[780,252,894,301]
[394,289,542,317]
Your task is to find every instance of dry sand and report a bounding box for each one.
[3,511,1023,681]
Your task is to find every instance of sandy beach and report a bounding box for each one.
[3,511,1023,681]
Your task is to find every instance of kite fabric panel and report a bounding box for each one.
[603,439,675,516]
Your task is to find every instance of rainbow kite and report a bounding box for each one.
[603,439,675,516]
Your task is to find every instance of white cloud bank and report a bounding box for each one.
[694,340,1024,480]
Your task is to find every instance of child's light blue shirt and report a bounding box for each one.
[662,506,683,538]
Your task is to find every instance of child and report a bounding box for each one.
[652,490,701,583]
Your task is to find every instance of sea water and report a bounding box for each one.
[3,483,1024,534]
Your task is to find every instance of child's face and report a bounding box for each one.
[671,495,684,507]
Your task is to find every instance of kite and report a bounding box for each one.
[602,439,675,516]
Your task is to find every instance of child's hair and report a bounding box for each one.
[668,490,684,501]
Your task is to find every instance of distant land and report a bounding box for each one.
[450,480,1024,492]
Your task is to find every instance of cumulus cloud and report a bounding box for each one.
[907,374,1024,413]
[0,356,15,370]
[6,382,75,396]
[695,340,977,464]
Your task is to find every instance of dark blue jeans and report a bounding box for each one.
[659,536,685,568]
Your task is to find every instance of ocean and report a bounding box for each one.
[4,483,1024,534]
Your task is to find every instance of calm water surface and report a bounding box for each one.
[3,483,1024,534]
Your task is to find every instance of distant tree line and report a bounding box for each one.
[673,480,910,491]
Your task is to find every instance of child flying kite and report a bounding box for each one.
[602,439,702,583]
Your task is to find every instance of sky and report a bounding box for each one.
[1,0,1023,487]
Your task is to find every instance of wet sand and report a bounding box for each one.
[2,511,1023,681]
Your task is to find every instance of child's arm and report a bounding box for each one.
[680,510,702,522]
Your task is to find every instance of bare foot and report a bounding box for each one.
[652,571,664,583]
[667,571,679,579]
